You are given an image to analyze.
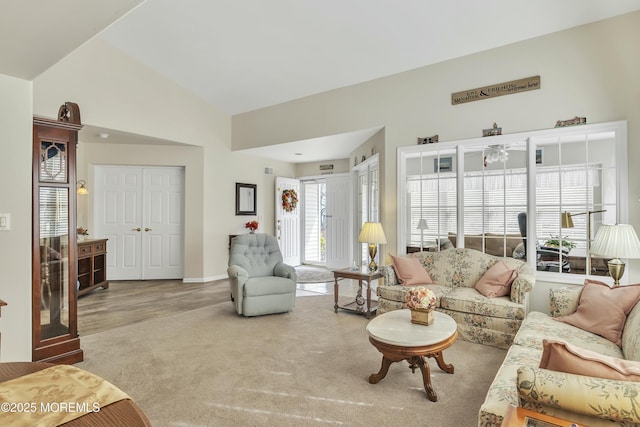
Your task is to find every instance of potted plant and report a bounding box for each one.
[543,235,576,250]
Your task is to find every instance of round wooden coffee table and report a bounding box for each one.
[366,309,458,402]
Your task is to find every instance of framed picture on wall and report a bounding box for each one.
[236,183,257,215]
[434,157,453,172]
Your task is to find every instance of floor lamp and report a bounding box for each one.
[561,210,606,274]
[590,224,640,286]
[358,222,387,272]
[417,218,429,252]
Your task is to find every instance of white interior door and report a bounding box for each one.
[325,174,352,269]
[95,166,143,280]
[94,165,184,280]
[275,177,301,266]
[141,168,184,279]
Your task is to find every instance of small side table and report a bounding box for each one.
[332,267,381,318]
[366,309,457,402]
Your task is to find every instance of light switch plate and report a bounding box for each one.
[0,213,11,230]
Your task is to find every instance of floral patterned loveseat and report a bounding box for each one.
[479,286,640,427]
[378,248,535,349]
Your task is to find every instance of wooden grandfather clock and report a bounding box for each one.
[31,102,84,363]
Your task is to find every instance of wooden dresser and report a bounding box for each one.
[77,239,109,296]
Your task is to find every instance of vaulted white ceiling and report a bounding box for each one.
[3,1,639,163]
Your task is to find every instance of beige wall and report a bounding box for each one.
[34,38,296,283]
[233,12,640,313]
[0,75,33,361]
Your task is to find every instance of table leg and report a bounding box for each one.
[369,356,393,384]
[334,277,339,313]
[411,356,437,402]
[433,351,454,374]
[356,279,365,311]
[365,280,372,318]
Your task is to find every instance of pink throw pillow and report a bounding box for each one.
[474,261,518,297]
[540,339,640,381]
[389,254,433,286]
[555,279,640,346]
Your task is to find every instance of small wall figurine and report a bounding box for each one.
[555,116,586,127]
[483,123,502,137]
[417,135,439,145]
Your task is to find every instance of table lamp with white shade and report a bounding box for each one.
[358,222,387,272]
[590,224,640,287]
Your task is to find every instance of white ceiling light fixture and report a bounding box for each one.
[484,145,509,164]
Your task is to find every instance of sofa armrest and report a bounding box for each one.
[517,366,640,424]
[274,262,297,282]
[510,263,535,305]
[380,264,399,286]
[227,264,249,314]
[549,286,581,317]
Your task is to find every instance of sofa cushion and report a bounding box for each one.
[413,248,496,288]
[244,276,296,297]
[556,279,640,346]
[549,287,581,317]
[440,287,526,320]
[475,261,518,297]
[514,312,624,358]
[540,339,640,382]
[622,300,640,362]
[389,254,433,286]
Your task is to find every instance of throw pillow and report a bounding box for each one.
[389,254,433,286]
[474,261,518,297]
[555,279,640,346]
[540,339,640,382]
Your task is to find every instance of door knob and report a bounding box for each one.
[145,227,152,232]
[132,227,141,232]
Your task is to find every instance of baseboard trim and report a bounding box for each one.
[182,274,227,283]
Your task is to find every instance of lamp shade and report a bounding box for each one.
[590,224,640,259]
[417,218,429,230]
[561,212,574,228]
[358,222,387,244]
[77,180,88,195]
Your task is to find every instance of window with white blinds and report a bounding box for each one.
[398,121,628,282]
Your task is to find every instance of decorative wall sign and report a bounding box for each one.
[452,76,540,105]
[555,116,586,127]
[417,135,439,145]
[319,164,334,171]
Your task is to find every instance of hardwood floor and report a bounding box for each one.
[77,279,230,336]
[77,276,369,336]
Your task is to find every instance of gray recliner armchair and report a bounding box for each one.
[227,233,297,316]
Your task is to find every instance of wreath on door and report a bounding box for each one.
[281,189,299,212]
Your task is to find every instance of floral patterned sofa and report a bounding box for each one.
[479,286,640,427]
[378,248,535,349]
